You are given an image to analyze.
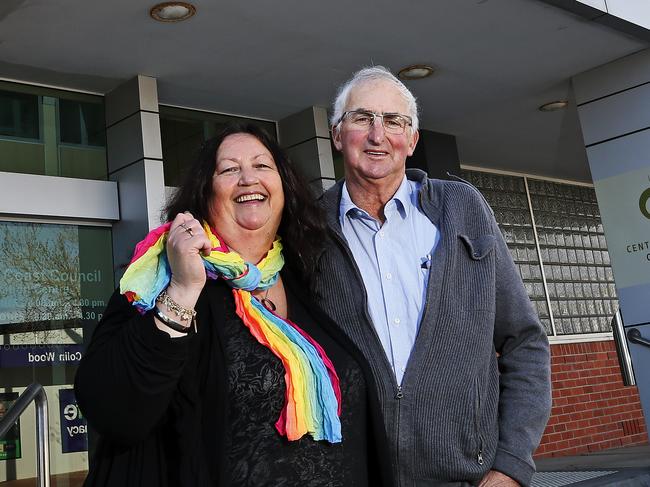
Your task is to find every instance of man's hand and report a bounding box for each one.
[478,470,520,487]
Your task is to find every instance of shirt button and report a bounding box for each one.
[379,231,385,238]
[386,272,392,280]
[394,318,401,325]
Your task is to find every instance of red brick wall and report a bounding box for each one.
[535,340,648,457]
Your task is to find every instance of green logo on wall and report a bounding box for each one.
[641,187,650,219]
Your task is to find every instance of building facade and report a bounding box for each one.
[1,0,650,484]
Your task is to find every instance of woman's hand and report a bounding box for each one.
[165,212,212,309]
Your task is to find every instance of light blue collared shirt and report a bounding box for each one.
[340,177,440,384]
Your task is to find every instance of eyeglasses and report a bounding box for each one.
[338,110,413,135]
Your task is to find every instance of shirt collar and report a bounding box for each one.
[339,183,358,222]
[391,176,412,219]
[339,176,412,228]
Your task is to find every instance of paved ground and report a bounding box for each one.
[3,448,648,486]
[533,445,650,486]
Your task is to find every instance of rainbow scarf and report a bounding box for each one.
[120,222,342,443]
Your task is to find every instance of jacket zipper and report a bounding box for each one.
[474,379,484,465]
[395,385,403,487]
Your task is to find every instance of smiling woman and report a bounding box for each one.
[74,123,392,487]
[210,133,285,252]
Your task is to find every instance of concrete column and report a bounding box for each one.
[277,106,336,195]
[573,48,650,432]
[105,75,164,280]
[406,129,460,180]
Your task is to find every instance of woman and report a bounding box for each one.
[75,123,391,487]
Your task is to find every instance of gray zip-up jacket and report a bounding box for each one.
[310,169,551,487]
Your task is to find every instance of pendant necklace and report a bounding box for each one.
[260,288,276,312]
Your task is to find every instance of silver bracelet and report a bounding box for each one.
[153,306,196,334]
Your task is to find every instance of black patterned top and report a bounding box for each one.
[223,283,369,487]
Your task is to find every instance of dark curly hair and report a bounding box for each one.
[164,122,327,276]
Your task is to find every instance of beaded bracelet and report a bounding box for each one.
[156,289,197,321]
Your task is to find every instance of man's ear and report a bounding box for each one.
[407,129,419,157]
[332,125,343,151]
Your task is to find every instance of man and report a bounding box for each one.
[310,66,551,487]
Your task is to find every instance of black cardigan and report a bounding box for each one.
[75,270,393,486]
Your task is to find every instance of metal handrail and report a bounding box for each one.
[612,310,636,386]
[0,383,50,487]
[628,328,650,348]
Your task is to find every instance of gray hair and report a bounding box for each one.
[330,65,419,132]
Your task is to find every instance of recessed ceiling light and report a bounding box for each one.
[398,64,435,80]
[539,100,569,112]
[150,2,196,22]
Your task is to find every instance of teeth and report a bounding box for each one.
[236,194,265,203]
[367,151,386,155]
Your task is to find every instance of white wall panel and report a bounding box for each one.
[573,48,650,104]
[586,129,650,181]
[607,0,650,30]
[0,172,118,221]
[578,82,650,145]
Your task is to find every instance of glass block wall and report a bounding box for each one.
[460,169,617,337]
[527,179,617,335]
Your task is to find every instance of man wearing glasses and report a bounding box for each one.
[311,66,551,487]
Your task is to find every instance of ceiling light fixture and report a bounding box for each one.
[539,100,569,112]
[398,64,435,80]
[150,2,196,22]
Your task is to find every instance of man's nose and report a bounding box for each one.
[367,116,385,144]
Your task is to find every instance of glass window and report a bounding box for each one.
[59,99,106,147]
[0,81,107,180]
[0,90,39,140]
[160,106,277,187]
[0,221,113,484]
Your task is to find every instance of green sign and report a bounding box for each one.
[0,392,21,460]
[640,186,650,219]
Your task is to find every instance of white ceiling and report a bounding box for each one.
[0,0,647,182]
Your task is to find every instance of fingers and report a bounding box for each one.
[166,213,210,293]
[179,221,194,237]
[169,213,210,251]
[170,212,197,237]
[199,239,212,256]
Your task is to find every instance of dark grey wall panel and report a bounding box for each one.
[407,130,460,180]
